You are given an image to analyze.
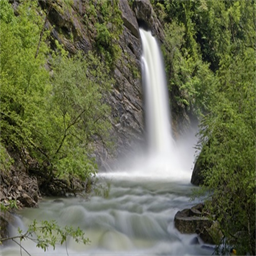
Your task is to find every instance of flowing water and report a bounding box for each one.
[140,29,173,156]
[2,178,213,256]
[1,29,213,255]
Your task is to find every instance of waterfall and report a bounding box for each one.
[140,28,173,156]
[99,29,196,181]
[138,28,195,180]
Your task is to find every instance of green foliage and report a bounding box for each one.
[162,20,216,116]
[94,0,123,67]
[0,142,13,174]
[0,200,18,212]
[128,0,135,8]
[156,0,255,116]
[0,220,89,254]
[0,0,50,152]
[96,23,112,48]
[47,48,113,180]
[152,0,256,254]
[198,45,256,255]
[0,0,14,23]
[0,1,113,187]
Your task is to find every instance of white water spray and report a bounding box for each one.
[140,29,173,156]
[100,29,197,181]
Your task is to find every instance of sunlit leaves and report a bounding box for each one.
[154,0,256,253]
[0,1,112,185]
[48,49,112,180]
[1,220,90,254]
[198,43,255,256]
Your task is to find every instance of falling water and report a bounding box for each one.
[140,28,173,156]
[101,28,195,181]
[125,28,194,181]
[0,29,207,256]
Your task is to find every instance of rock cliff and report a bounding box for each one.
[36,0,168,168]
[10,0,188,168]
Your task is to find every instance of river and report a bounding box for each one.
[2,173,213,256]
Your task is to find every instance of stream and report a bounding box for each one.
[2,174,213,256]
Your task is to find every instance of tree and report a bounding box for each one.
[0,0,50,158]
[0,0,113,194]
[0,217,89,255]
[43,48,113,183]
[198,45,255,255]
[151,0,256,254]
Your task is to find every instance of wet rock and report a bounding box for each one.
[174,208,212,234]
[199,221,223,245]
[191,143,212,186]
[18,193,37,208]
[0,211,15,241]
[190,236,200,245]
[133,0,164,41]
[0,216,9,241]
[119,0,140,38]
[174,203,223,245]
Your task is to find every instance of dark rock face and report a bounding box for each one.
[174,204,212,234]
[39,0,92,54]
[94,0,145,168]
[111,1,144,156]
[119,0,140,38]
[191,144,211,186]
[191,156,206,186]
[174,203,223,245]
[11,0,190,167]
[133,0,164,41]
[0,211,13,241]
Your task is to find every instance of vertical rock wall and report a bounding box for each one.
[12,0,188,168]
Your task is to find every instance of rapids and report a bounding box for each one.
[1,177,213,256]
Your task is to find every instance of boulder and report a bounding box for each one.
[0,215,9,241]
[0,211,15,241]
[95,1,145,167]
[18,193,37,208]
[174,208,212,234]
[174,203,223,245]
[199,221,223,245]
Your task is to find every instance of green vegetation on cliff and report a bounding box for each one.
[1,0,255,254]
[152,0,255,254]
[84,0,123,67]
[0,0,112,192]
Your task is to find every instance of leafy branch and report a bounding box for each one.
[54,109,87,156]
[0,220,90,255]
